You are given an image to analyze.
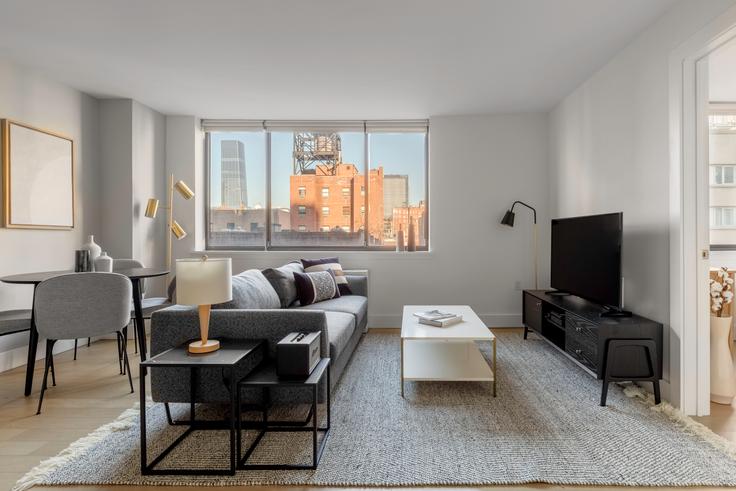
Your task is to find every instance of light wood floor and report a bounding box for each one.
[0,329,734,491]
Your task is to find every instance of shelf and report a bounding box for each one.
[402,340,494,382]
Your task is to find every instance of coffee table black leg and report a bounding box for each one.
[24,285,40,396]
[140,363,147,472]
[229,367,236,475]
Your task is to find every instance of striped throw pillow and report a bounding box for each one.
[293,270,341,306]
[301,257,352,295]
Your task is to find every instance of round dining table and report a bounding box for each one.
[0,267,169,396]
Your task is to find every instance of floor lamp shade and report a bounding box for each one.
[176,257,232,353]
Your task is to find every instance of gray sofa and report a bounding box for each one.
[149,267,366,405]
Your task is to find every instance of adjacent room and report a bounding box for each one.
[3,1,736,490]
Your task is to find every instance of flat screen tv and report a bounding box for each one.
[550,212,623,308]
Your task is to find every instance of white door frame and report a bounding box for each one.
[670,5,736,416]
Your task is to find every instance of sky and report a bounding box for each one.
[209,131,426,208]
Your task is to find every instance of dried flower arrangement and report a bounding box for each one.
[710,266,734,317]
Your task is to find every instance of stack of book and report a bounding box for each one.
[413,310,463,327]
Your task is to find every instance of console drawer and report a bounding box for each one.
[523,292,543,333]
[565,313,598,347]
[566,336,598,373]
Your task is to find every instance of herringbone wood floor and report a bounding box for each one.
[0,328,732,490]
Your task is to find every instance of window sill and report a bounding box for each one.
[192,249,433,261]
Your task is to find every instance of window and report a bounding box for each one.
[712,207,736,228]
[206,131,266,248]
[712,165,736,186]
[205,121,428,250]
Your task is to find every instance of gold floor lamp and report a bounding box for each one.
[501,200,538,290]
[144,174,195,270]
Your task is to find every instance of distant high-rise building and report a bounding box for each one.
[383,174,408,218]
[221,140,248,208]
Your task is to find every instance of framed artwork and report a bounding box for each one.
[1,119,75,229]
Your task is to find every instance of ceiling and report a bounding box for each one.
[0,0,676,118]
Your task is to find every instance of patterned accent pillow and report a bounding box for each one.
[293,269,341,306]
[301,257,352,295]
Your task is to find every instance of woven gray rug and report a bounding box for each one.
[15,330,736,489]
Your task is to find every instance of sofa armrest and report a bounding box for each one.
[345,274,368,297]
[150,305,329,358]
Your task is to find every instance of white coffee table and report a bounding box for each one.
[401,305,496,397]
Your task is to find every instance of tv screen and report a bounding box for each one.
[550,212,623,307]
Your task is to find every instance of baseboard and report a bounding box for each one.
[0,338,77,374]
[368,313,522,329]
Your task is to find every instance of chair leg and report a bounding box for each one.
[73,339,78,361]
[121,332,134,393]
[49,349,56,387]
[116,332,124,375]
[37,339,56,415]
[87,337,91,347]
[120,327,128,375]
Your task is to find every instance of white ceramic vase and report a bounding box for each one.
[81,235,102,271]
[710,315,736,405]
[94,251,113,273]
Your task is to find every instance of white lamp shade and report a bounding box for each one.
[176,257,232,305]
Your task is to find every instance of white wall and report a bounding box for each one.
[548,0,736,405]
[169,113,550,327]
[0,58,101,369]
[99,99,167,294]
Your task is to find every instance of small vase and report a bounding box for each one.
[710,315,736,404]
[81,235,102,271]
[95,252,113,273]
[407,221,416,252]
[396,229,405,252]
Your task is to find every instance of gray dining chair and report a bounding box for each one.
[34,273,133,414]
[113,258,172,356]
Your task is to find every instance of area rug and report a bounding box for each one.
[14,330,736,489]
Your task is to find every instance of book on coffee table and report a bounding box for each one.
[418,315,463,327]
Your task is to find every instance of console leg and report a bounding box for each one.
[600,380,609,407]
[653,380,661,405]
[523,325,529,340]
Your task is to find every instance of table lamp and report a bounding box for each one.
[176,256,232,353]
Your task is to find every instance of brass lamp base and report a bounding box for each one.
[188,339,220,354]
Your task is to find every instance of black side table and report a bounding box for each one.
[237,358,331,470]
[139,339,264,476]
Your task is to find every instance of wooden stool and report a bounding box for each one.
[600,338,661,406]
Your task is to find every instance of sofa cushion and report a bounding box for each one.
[214,269,281,310]
[295,295,367,328]
[324,311,356,360]
[262,261,303,308]
[301,257,352,295]
[294,270,341,306]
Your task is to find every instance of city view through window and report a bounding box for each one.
[207,126,427,249]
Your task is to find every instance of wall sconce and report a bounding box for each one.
[145,174,195,270]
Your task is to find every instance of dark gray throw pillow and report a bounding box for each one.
[262,261,304,308]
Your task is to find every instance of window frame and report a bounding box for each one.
[204,122,429,251]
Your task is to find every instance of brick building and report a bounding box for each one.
[289,163,384,243]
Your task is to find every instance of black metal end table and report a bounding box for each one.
[236,358,331,470]
[139,339,264,476]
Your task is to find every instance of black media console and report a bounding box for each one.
[522,290,663,405]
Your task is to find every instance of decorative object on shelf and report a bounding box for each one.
[2,119,74,229]
[144,174,194,271]
[407,220,416,252]
[176,256,232,354]
[396,226,405,252]
[501,200,538,289]
[94,252,113,273]
[710,267,735,405]
[80,235,101,270]
[74,250,91,272]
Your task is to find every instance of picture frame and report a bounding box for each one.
[1,119,75,229]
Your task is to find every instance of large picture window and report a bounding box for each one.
[205,121,428,250]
